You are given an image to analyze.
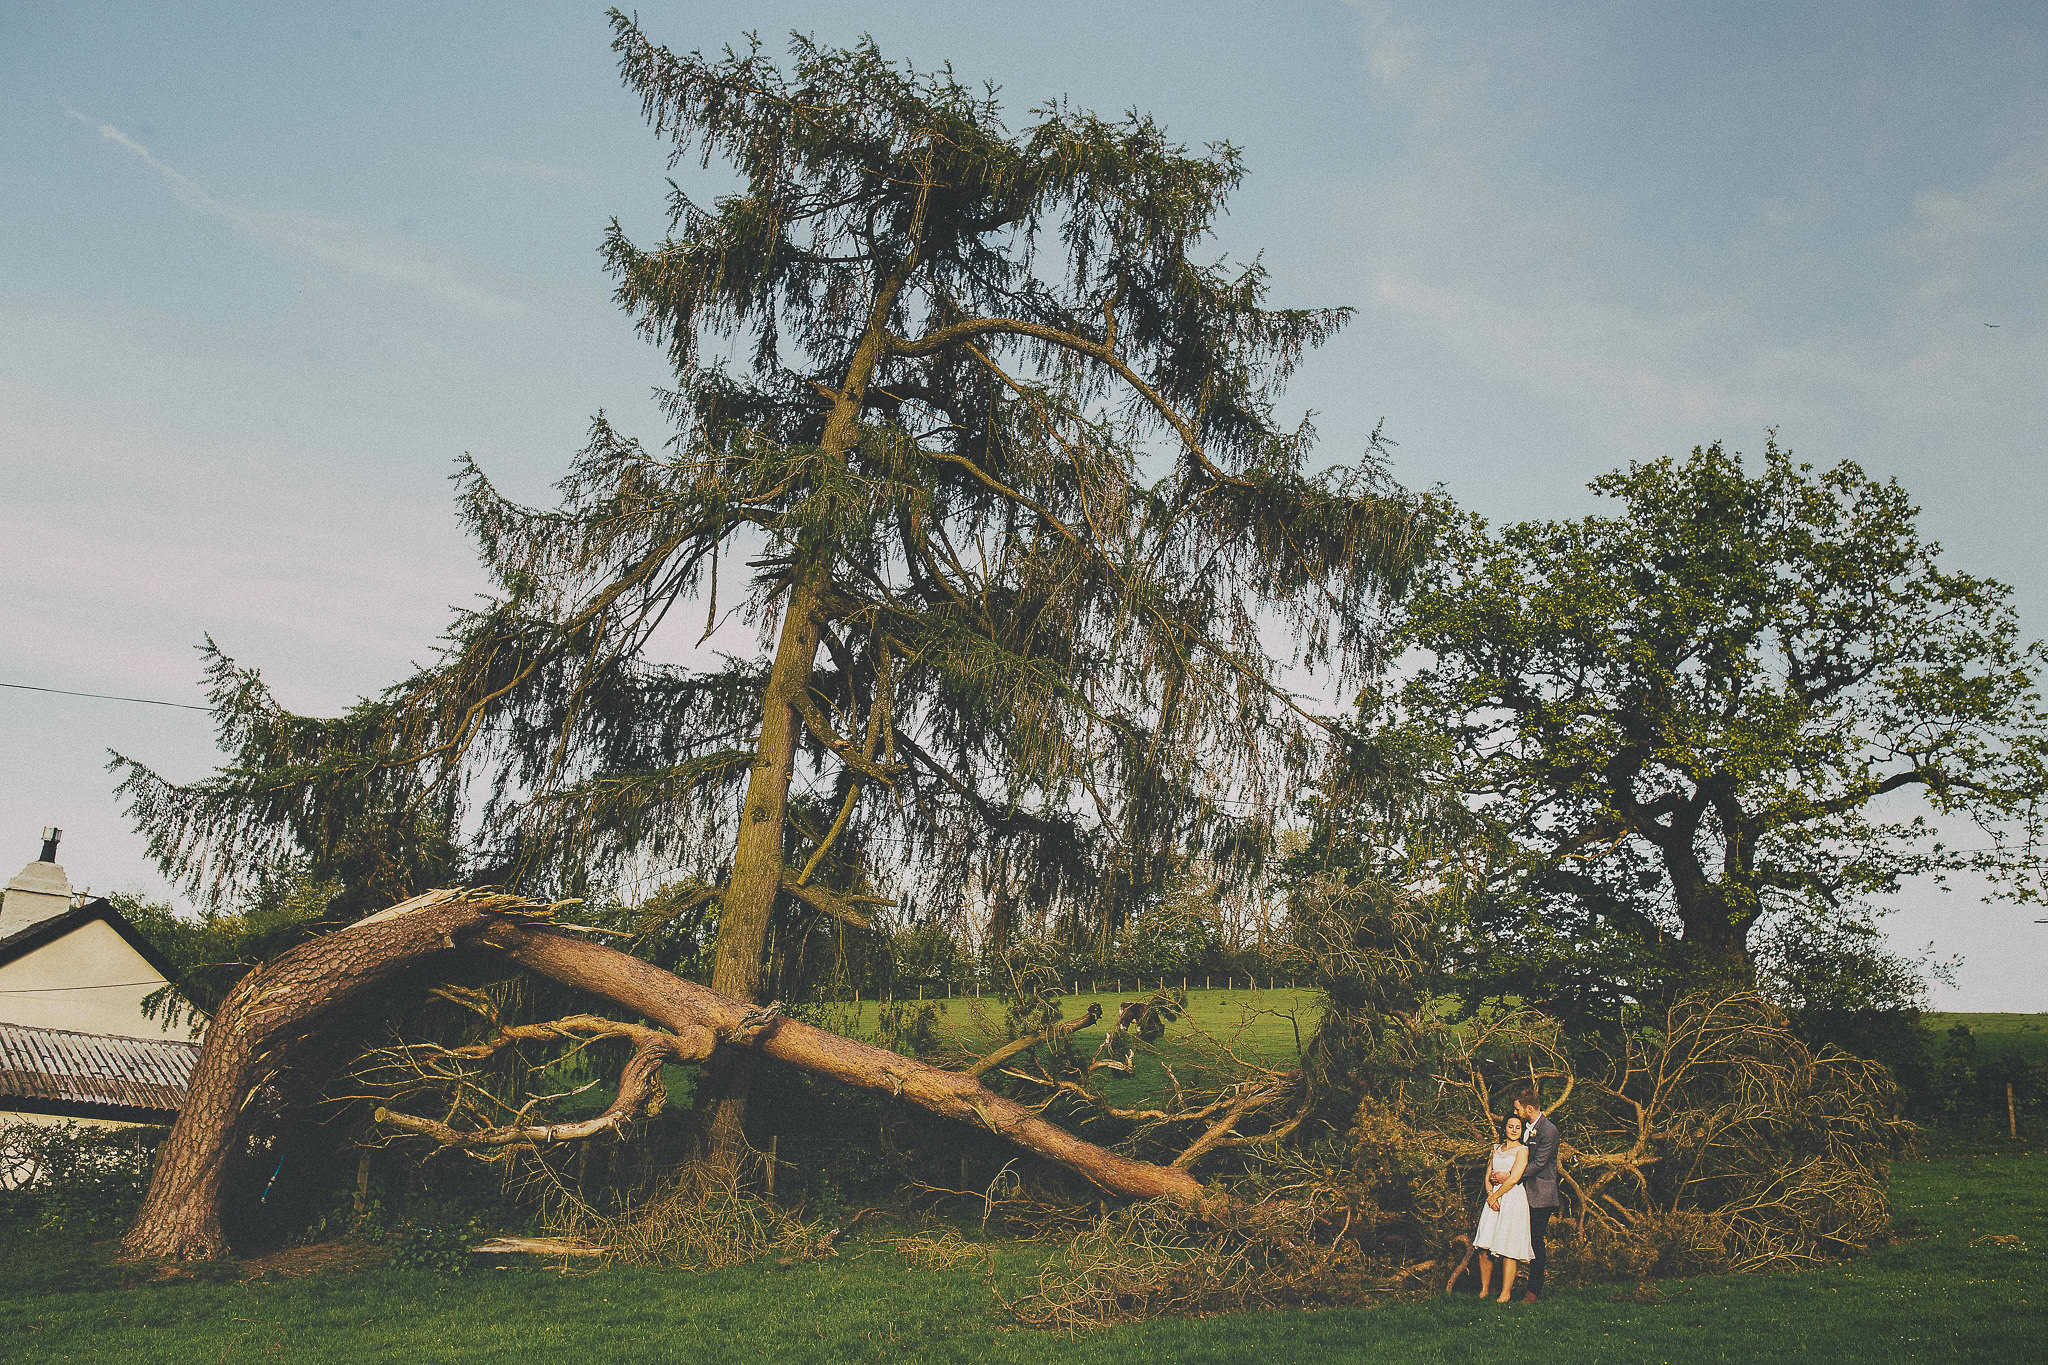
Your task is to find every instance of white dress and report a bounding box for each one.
[1473,1143,1533,1261]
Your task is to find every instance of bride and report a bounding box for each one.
[1473,1112,1534,1303]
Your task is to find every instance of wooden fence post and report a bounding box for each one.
[2010,1082,2020,1139]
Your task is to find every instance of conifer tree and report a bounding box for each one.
[116,13,1424,1154]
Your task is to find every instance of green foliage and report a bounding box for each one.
[113,865,343,1028]
[110,650,464,915]
[1935,1023,1983,1121]
[994,953,1066,1042]
[1751,912,1936,1085]
[612,878,721,980]
[0,1122,165,1238]
[1377,437,2048,1009]
[873,997,942,1057]
[1111,871,1232,976]
[107,13,1426,1001]
[1908,1020,2044,1137]
[885,922,968,994]
[373,1215,489,1277]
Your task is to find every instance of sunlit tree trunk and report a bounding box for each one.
[121,892,513,1261]
[120,891,1222,1261]
[702,269,912,1165]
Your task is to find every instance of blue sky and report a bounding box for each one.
[3,2,2043,1007]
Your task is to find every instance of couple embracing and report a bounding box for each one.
[1470,1089,1558,1303]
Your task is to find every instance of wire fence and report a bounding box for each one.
[849,974,1311,1005]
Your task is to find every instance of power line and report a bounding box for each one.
[1,681,210,712]
[0,980,168,994]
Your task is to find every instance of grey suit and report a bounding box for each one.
[1523,1113,1560,1209]
[1522,1112,1560,1296]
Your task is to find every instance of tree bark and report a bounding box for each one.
[704,264,912,1161]
[120,890,546,1261]
[708,561,827,1161]
[121,889,1221,1261]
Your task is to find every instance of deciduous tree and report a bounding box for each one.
[1386,438,2048,1007]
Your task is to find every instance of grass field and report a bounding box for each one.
[816,986,1318,1107]
[6,1003,2041,1362]
[827,985,1321,1056]
[861,994,2047,1073]
[1925,1011,2048,1062]
[2,1150,2040,1363]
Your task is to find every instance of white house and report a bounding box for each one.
[0,829,203,1132]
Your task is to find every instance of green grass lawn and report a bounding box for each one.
[1925,1011,2048,1064]
[817,986,1319,1107]
[3,1150,2040,1363]
[8,1005,2039,1362]
[827,985,1321,1055]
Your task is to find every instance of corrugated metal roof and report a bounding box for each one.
[0,1022,201,1115]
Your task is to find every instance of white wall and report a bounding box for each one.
[0,858,73,938]
[0,1110,146,1133]
[0,920,197,1040]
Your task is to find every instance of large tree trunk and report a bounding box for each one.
[120,891,540,1261]
[709,561,827,1161]
[1668,880,1759,998]
[704,267,911,1161]
[123,890,1220,1262]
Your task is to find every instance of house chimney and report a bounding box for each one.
[2,828,76,937]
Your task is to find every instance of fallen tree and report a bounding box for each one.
[124,882,1913,1328]
[1005,987,1911,1327]
[121,889,1235,1261]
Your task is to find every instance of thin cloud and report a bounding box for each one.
[477,155,591,185]
[66,108,523,318]
[1898,139,2048,303]
[1371,271,1750,438]
[1341,0,1490,134]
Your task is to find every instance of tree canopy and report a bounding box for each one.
[1380,438,2048,1012]
[79,19,1993,1301]
[112,15,1425,1152]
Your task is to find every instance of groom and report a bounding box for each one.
[1511,1089,1559,1301]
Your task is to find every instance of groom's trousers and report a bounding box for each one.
[1527,1206,1553,1296]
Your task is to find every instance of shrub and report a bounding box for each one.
[382,1216,487,1275]
[874,998,941,1058]
[0,1121,166,1238]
